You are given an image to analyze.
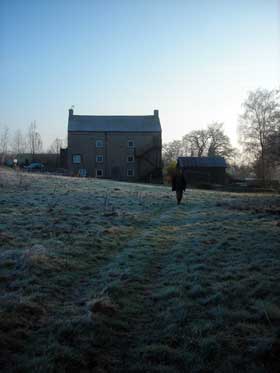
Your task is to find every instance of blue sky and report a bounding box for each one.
[1,0,279,149]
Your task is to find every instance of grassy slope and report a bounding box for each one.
[0,168,280,372]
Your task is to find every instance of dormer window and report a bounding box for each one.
[128,140,135,148]
[96,139,104,148]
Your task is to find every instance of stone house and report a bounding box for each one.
[67,108,162,182]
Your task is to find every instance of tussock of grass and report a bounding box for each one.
[87,296,119,318]
[138,344,185,368]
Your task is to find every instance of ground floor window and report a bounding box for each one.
[78,169,87,177]
[72,154,81,164]
[127,168,134,177]
[96,169,103,177]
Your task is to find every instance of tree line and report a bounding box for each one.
[0,121,65,164]
[163,121,235,164]
[163,87,280,182]
[1,87,279,180]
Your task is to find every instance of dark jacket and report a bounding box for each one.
[172,174,186,192]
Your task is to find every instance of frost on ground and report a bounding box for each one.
[0,167,280,372]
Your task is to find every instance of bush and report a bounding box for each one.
[163,161,177,184]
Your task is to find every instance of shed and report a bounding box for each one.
[177,157,227,185]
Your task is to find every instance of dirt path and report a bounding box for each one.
[81,199,209,372]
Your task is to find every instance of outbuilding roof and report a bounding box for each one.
[177,157,227,168]
[68,110,161,133]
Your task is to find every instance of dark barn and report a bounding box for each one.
[177,157,227,185]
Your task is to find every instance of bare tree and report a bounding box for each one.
[239,88,280,182]
[48,138,63,154]
[28,121,43,159]
[162,140,184,165]
[266,131,280,164]
[182,124,234,159]
[12,129,27,155]
[207,122,234,158]
[164,124,235,166]
[48,138,64,167]
[0,126,9,164]
[182,130,209,157]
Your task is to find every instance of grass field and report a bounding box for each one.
[1,167,280,372]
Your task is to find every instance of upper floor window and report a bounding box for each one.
[72,154,81,164]
[96,155,104,163]
[128,140,135,148]
[96,139,104,148]
[127,155,134,163]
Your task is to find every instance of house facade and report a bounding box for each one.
[67,109,162,182]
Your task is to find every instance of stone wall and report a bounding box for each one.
[68,131,162,181]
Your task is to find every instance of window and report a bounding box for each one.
[128,140,135,148]
[96,169,103,177]
[127,168,134,177]
[96,139,104,148]
[72,154,81,164]
[96,155,104,163]
[127,155,134,163]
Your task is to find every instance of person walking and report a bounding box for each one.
[172,168,186,205]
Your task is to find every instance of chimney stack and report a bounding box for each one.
[154,109,159,117]
[69,107,74,117]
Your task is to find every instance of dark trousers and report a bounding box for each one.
[176,190,183,204]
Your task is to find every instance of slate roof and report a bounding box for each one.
[177,157,227,168]
[68,114,161,133]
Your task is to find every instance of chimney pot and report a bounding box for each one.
[69,108,74,117]
[154,109,159,117]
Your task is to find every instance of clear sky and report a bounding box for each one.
[1,0,279,149]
